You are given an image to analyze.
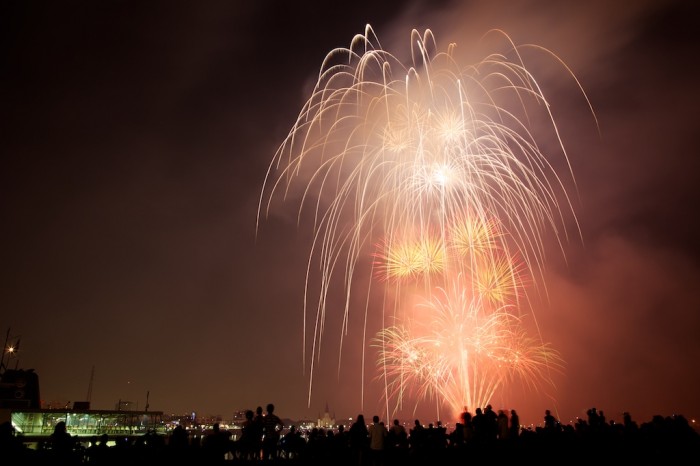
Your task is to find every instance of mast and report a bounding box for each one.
[86,365,95,403]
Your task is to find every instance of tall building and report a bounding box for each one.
[317,402,335,428]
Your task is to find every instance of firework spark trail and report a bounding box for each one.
[258,24,591,417]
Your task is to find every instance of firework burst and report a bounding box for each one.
[258,24,592,416]
[376,278,563,419]
[373,232,446,283]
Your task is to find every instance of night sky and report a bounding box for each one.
[2,0,700,428]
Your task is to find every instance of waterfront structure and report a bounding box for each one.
[7,407,165,440]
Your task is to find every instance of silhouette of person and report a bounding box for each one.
[587,407,601,428]
[48,420,77,464]
[385,418,407,466]
[388,419,407,449]
[281,424,303,460]
[623,411,639,434]
[509,409,520,440]
[483,404,498,441]
[544,409,559,432]
[434,420,447,450]
[333,423,350,465]
[461,408,474,444]
[368,415,386,466]
[170,424,189,449]
[497,410,509,440]
[349,414,368,466]
[203,422,231,463]
[238,409,258,460]
[262,403,283,461]
[0,421,26,461]
[472,407,487,444]
[409,419,425,452]
[253,405,265,460]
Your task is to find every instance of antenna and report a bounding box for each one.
[86,365,95,402]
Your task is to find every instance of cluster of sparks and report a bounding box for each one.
[258,25,592,420]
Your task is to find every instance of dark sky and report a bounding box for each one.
[2,0,700,428]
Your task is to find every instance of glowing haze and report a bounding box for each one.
[259,24,593,422]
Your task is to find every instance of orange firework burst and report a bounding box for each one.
[376,277,563,419]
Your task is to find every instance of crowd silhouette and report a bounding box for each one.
[1,404,698,465]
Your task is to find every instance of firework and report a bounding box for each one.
[373,232,447,283]
[258,25,591,416]
[375,278,563,419]
[373,215,555,419]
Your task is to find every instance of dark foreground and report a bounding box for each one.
[2,414,699,465]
